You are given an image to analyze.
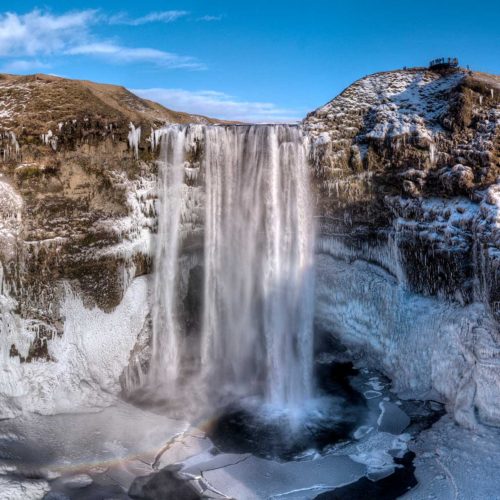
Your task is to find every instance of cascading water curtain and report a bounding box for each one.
[149,124,315,409]
[149,127,186,389]
[201,125,316,408]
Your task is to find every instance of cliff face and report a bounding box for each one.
[305,68,499,307]
[0,73,219,311]
[0,68,499,428]
[0,74,220,416]
[305,68,500,427]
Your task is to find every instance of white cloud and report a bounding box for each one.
[0,59,50,73]
[108,11,189,26]
[131,88,303,123]
[197,15,223,22]
[0,9,203,70]
[0,9,95,56]
[67,43,205,69]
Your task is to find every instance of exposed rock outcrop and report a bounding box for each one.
[305,67,499,427]
[0,74,221,416]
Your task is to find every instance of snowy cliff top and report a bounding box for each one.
[305,69,469,142]
[305,67,499,207]
[305,68,499,146]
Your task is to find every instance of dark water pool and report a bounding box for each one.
[206,360,434,499]
[314,452,418,500]
[208,362,368,460]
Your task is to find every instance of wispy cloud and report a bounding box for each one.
[197,15,223,22]
[131,88,302,123]
[0,58,50,73]
[67,43,205,69]
[108,11,189,26]
[0,9,203,71]
[0,9,96,57]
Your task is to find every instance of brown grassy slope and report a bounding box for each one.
[0,73,228,135]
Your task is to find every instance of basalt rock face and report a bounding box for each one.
[0,74,219,416]
[305,68,500,427]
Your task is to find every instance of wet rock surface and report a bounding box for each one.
[129,467,199,500]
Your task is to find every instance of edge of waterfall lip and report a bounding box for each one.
[168,122,303,128]
[219,122,302,126]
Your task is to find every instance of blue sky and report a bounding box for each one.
[1,1,499,121]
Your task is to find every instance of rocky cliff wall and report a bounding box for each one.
[0,69,498,429]
[305,68,500,427]
[0,74,216,416]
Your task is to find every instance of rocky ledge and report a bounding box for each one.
[0,74,222,416]
[305,67,499,427]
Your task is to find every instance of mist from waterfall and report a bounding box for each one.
[150,124,315,409]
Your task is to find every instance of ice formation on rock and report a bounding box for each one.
[128,123,141,158]
[315,229,499,428]
[0,276,150,417]
[41,129,58,150]
[0,131,21,160]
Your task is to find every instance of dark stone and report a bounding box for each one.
[183,264,204,337]
[128,468,199,500]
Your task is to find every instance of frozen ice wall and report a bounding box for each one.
[315,234,500,428]
[0,275,149,418]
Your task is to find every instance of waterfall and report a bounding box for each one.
[151,124,315,408]
[202,125,315,407]
[149,127,187,388]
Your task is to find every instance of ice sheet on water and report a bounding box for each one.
[377,402,411,435]
[0,401,187,471]
[187,453,366,500]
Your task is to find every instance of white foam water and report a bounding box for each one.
[201,125,315,407]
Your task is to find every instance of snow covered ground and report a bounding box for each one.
[306,69,466,146]
[405,416,500,500]
[0,401,188,499]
